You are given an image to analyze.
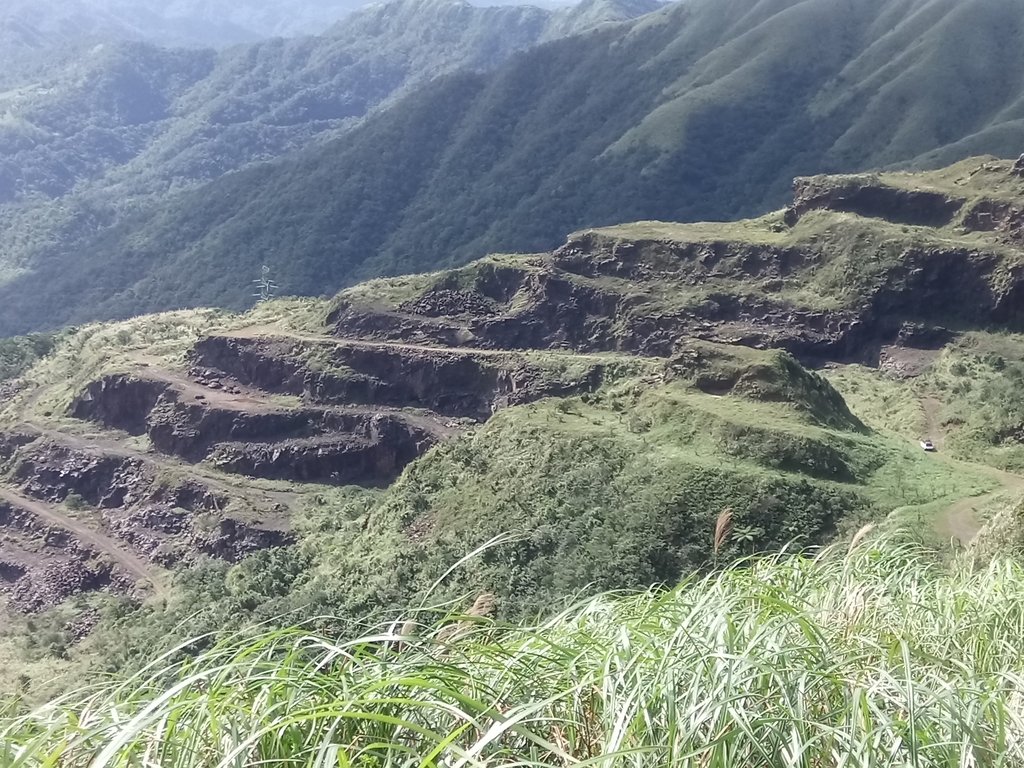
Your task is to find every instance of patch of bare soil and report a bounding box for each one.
[879,345,941,379]
[0,486,157,587]
[0,486,163,610]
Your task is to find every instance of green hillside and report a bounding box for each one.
[2,306,987,698]
[7,3,1024,758]
[0,0,663,335]
[1,157,1024,768]
[4,0,1024,335]
[8,151,1024,698]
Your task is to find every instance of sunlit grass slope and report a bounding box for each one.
[5,539,1024,766]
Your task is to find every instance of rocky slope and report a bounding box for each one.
[0,308,618,610]
[323,156,1024,363]
[3,156,1021,621]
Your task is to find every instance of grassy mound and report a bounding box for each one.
[5,540,1024,766]
[678,342,864,431]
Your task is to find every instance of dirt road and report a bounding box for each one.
[920,396,946,451]
[0,485,163,594]
[128,354,289,413]
[919,395,1024,546]
[227,324,619,363]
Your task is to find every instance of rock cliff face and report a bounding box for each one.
[0,497,136,612]
[6,436,291,568]
[191,335,606,418]
[325,158,1024,364]
[786,175,965,228]
[329,241,871,359]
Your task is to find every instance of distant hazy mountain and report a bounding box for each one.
[0,0,659,207]
[0,0,664,334]
[0,0,374,89]
[0,0,366,51]
[0,0,615,57]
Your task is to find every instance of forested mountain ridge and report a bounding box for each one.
[3,0,1024,336]
[0,0,654,207]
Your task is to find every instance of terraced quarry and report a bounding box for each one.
[4,156,1024,696]
[0,313,623,611]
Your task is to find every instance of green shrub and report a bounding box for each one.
[63,493,86,512]
[0,333,58,382]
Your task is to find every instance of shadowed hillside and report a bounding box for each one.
[3,0,1024,335]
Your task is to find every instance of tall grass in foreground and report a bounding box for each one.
[5,540,1024,767]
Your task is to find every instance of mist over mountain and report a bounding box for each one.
[0,0,660,205]
[0,0,372,52]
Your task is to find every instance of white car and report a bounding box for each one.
[919,439,936,452]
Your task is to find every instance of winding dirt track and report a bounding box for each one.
[0,485,163,594]
[920,396,1024,546]
[226,324,618,362]
[20,419,300,514]
[130,354,463,440]
[129,355,288,413]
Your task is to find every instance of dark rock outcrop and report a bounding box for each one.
[209,429,426,486]
[4,437,292,568]
[554,235,817,282]
[71,374,170,435]
[191,335,606,419]
[786,175,964,228]
[962,199,1024,245]
[0,500,133,612]
[14,442,154,509]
